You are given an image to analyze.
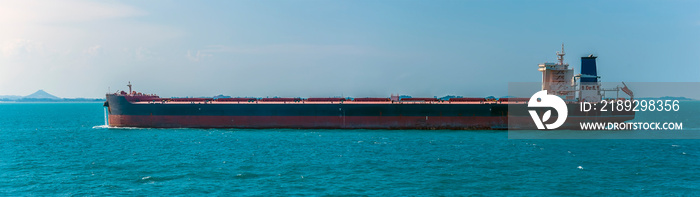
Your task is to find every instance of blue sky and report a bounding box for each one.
[0,0,698,98]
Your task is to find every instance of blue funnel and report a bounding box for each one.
[581,55,598,82]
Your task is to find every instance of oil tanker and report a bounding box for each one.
[105,47,635,129]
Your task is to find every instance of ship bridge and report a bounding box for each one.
[539,44,576,101]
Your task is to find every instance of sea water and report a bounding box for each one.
[0,103,698,195]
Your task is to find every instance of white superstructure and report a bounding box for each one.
[538,44,576,101]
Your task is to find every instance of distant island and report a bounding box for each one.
[635,96,695,101]
[0,90,105,102]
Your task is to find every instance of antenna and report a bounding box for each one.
[556,43,565,65]
[127,81,132,94]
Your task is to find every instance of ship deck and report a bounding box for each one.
[130,101,528,105]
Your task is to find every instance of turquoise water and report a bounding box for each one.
[1,103,698,195]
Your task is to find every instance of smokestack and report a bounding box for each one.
[580,55,598,82]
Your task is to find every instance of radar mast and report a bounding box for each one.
[556,43,565,65]
[127,81,132,94]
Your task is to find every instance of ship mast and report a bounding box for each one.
[127,81,132,94]
[556,43,565,65]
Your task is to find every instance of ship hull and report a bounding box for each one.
[106,95,634,130]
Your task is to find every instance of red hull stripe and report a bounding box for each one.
[109,115,507,129]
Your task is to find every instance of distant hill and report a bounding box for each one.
[0,95,22,100]
[636,96,695,101]
[0,90,105,102]
[23,90,61,100]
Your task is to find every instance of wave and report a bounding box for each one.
[92,125,112,129]
[91,125,144,130]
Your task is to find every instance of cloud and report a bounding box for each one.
[1,39,45,58]
[0,0,163,61]
[190,44,378,57]
[186,50,213,62]
[134,47,154,60]
[84,45,102,56]
[0,0,145,24]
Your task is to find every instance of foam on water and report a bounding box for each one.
[91,124,144,129]
[103,107,108,125]
[92,125,150,130]
[92,125,112,129]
